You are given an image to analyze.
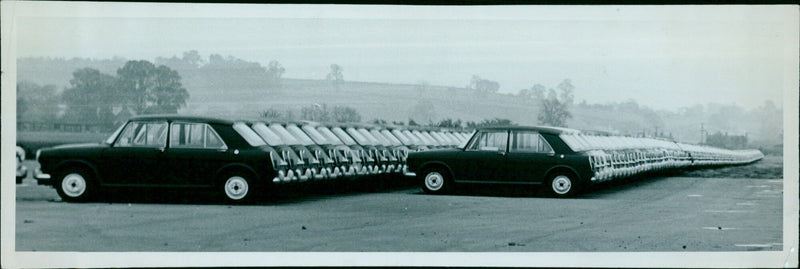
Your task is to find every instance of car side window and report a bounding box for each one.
[467,131,508,152]
[511,131,555,153]
[170,122,227,149]
[205,126,226,149]
[115,121,168,148]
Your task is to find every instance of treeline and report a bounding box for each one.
[17,60,189,128]
[261,103,514,132]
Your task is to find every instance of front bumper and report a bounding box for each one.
[34,168,52,185]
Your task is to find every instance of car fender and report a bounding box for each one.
[544,165,583,182]
[214,163,261,184]
[418,160,456,179]
[53,159,101,184]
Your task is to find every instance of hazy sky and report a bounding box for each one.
[10,2,797,110]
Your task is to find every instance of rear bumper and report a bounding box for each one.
[16,165,28,179]
[402,166,416,177]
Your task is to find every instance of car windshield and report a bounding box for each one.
[401,130,422,145]
[459,130,477,149]
[251,123,284,146]
[379,130,403,146]
[286,125,315,146]
[390,130,413,145]
[302,125,330,145]
[104,122,127,144]
[358,128,383,145]
[372,130,399,146]
[431,131,452,145]
[317,127,345,145]
[345,127,372,145]
[331,127,357,145]
[414,131,437,146]
[232,122,267,147]
[269,124,301,145]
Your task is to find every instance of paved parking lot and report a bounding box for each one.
[13,162,782,252]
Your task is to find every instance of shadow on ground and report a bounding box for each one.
[90,175,418,205]
[417,170,685,199]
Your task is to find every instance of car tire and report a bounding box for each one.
[55,168,96,202]
[546,172,580,198]
[420,167,452,194]
[220,171,256,204]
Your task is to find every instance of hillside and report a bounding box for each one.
[16,56,782,147]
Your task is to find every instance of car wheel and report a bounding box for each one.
[221,172,255,203]
[55,168,95,202]
[420,168,451,194]
[546,172,579,198]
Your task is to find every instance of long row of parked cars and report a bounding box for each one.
[246,121,470,183]
[406,126,764,197]
[33,115,470,203]
[33,115,764,202]
[561,133,765,182]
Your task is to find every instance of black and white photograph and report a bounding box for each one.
[1,1,798,268]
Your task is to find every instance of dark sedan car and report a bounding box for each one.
[35,115,277,203]
[405,126,594,197]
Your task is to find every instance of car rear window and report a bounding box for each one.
[251,123,284,146]
[302,125,330,145]
[317,127,345,145]
[233,122,266,147]
[286,125,316,146]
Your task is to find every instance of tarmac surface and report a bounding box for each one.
[13,162,783,252]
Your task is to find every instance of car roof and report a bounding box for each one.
[128,114,235,125]
[477,125,581,135]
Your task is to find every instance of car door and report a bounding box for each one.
[505,131,558,183]
[163,122,230,187]
[450,130,509,182]
[99,120,168,186]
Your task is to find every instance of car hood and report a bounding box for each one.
[49,143,109,150]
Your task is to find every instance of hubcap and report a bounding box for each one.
[61,173,87,197]
[552,175,572,195]
[424,172,444,191]
[224,176,249,200]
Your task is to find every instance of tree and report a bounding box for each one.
[260,108,284,121]
[435,118,462,129]
[518,83,546,100]
[117,60,155,114]
[117,60,189,115]
[331,105,361,123]
[537,88,572,127]
[16,81,59,122]
[466,118,514,129]
[145,65,189,114]
[557,79,574,105]
[301,103,330,122]
[266,60,286,87]
[468,75,500,96]
[61,68,118,124]
[182,50,203,67]
[326,64,344,90]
